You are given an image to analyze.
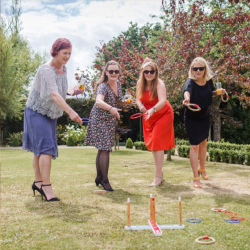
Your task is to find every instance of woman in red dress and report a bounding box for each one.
[136,58,175,186]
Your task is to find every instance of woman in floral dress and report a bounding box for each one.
[85,61,122,191]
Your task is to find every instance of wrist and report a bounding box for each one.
[109,106,113,112]
[68,108,72,115]
[152,107,156,113]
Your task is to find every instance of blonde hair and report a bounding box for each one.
[136,57,159,100]
[94,60,121,92]
[188,57,214,81]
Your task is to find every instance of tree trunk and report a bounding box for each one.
[211,97,222,142]
[166,150,171,161]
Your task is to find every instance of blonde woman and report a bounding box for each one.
[182,57,225,188]
[136,58,175,186]
[85,61,122,191]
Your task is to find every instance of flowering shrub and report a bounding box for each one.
[57,124,66,145]
[64,125,87,146]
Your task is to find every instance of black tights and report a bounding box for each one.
[96,150,110,183]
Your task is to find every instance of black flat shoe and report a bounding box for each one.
[95,177,102,186]
[32,181,43,196]
[40,184,60,202]
[100,181,113,191]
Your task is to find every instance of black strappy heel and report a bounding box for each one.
[32,181,43,195]
[40,184,60,202]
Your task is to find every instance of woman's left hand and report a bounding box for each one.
[145,108,154,121]
[217,88,226,95]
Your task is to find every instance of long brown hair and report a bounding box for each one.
[94,60,121,92]
[136,58,159,100]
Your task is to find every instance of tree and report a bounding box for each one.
[1,0,45,143]
[91,0,250,142]
[1,0,45,120]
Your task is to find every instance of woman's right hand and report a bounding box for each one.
[110,107,122,120]
[183,98,190,106]
[139,104,147,113]
[69,109,82,124]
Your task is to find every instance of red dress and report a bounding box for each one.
[140,90,175,150]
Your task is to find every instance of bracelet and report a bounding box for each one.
[153,107,156,113]
[109,106,113,112]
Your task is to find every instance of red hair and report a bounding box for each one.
[51,38,72,57]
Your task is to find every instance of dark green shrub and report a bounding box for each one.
[126,138,133,149]
[7,132,23,146]
[229,150,238,164]
[245,152,250,166]
[178,145,190,158]
[171,148,175,155]
[214,149,221,162]
[236,151,245,165]
[221,150,230,163]
[208,148,215,161]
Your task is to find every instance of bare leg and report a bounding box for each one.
[33,155,43,189]
[150,150,164,186]
[39,154,56,200]
[189,145,202,187]
[198,139,209,179]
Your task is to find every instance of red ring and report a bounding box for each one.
[130,113,143,119]
[231,216,245,221]
[224,211,237,215]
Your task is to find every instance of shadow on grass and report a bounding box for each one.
[25,198,100,223]
[204,183,250,206]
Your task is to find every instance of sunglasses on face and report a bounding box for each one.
[144,70,156,75]
[107,70,120,74]
[192,67,205,72]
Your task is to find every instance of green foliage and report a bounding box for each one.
[57,124,66,145]
[171,147,175,155]
[125,138,133,149]
[178,145,190,158]
[1,21,45,120]
[64,125,87,146]
[7,131,23,146]
[133,141,148,151]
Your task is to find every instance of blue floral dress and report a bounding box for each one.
[85,81,122,151]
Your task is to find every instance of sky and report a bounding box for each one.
[2,0,164,88]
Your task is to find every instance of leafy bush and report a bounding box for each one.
[171,148,175,155]
[178,145,190,158]
[64,125,87,146]
[245,152,250,166]
[126,138,133,149]
[7,132,23,146]
[229,150,238,164]
[133,141,148,151]
[221,150,230,163]
[57,124,66,145]
[236,151,245,165]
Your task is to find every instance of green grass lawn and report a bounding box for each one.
[1,147,250,250]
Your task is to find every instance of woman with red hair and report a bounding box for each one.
[23,38,82,201]
[136,58,175,186]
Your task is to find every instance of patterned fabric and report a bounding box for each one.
[26,63,68,119]
[85,81,122,151]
